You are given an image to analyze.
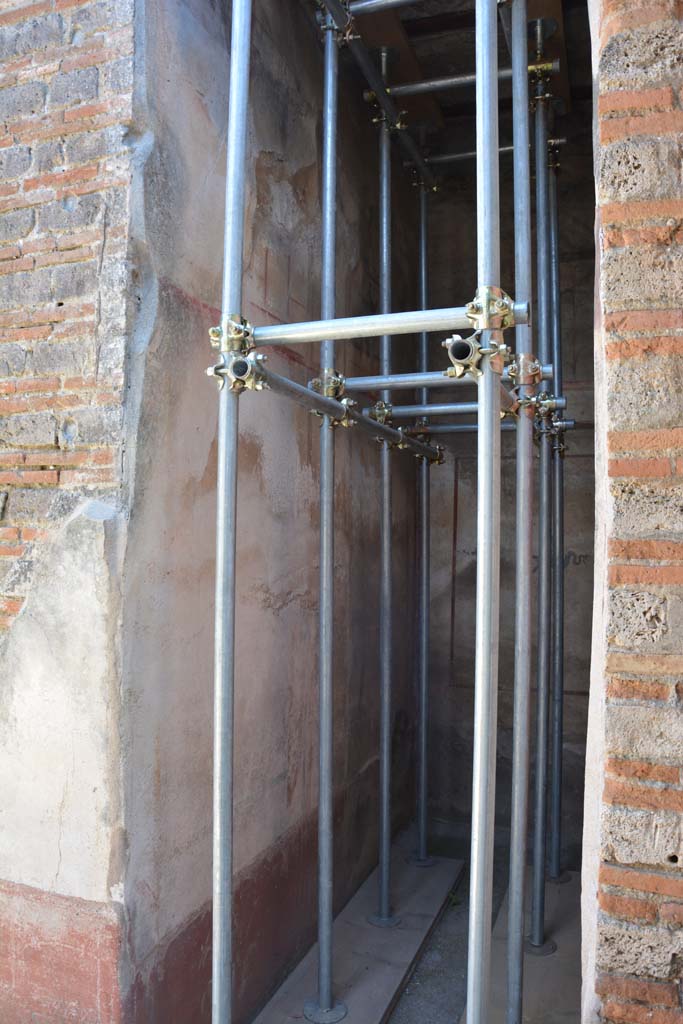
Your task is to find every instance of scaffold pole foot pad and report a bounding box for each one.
[253,828,464,1024]
[459,871,581,1023]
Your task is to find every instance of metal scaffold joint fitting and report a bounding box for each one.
[466,285,516,332]
[206,349,268,393]
[309,368,346,399]
[369,399,392,425]
[208,314,254,354]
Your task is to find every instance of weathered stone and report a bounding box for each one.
[32,340,95,377]
[6,488,78,524]
[52,260,99,300]
[31,140,65,175]
[37,195,103,234]
[599,137,683,205]
[606,355,683,431]
[48,68,98,109]
[64,125,127,165]
[72,0,134,32]
[608,589,668,647]
[602,246,683,312]
[601,805,682,868]
[68,406,121,446]
[0,207,34,243]
[611,481,683,536]
[607,704,683,762]
[0,267,51,312]
[0,82,45,121]
[0,14,63,62]
[0,344,27,377]
[0,412,56,448]
[599,24,683,89]
[0,145,31,181]
[597,920,683,978]
[100,58,133,96]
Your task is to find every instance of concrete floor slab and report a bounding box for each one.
[460,870,582,1024]
[254,832,464,1024]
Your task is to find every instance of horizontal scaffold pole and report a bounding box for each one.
[372,384,517,419]
[253,363,441,462]
[421,418,576,434]
[375,58,559,99]
[344,363,553,393]
[252,302,529,347]
[321,0,436,187]
[350,0,421,13]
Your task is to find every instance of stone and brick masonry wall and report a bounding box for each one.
[0,0,132,622]
[588,0,683,1020]
[0,0,133,1019]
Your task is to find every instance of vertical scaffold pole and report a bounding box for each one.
[371,46,398,928]
[466,0,502,1019]
[506,0,533,1017]
[304,16,347,1024]
[548,160,565,883]
[415,182,433,867]
[212,2,253,1022]
[529,22,556,955]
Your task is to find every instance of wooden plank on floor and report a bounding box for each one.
[254,831,464,1024]
[460,870,582,1023]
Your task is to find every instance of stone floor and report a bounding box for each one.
[389,833,581,1024]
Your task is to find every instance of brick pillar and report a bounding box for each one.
[587,0,683,1020]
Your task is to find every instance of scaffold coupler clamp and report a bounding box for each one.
[336,397,357,429]
[317,0,356,44]
[509,352,542,417]
[309,368,346,400]
[206,344,266,394]
[369,399,392,426]
[206,315,260,391]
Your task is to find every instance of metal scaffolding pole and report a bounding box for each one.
[350,0,423,13]
[211,2,252,1021]
[252,302,528,347]
[344,362,552,393]
[371,47,399,929]
[506,0,533,1018]
[415,183,432,867]
[466,0,502,1019]
[322,0,435,187]
[421,419,575,436]
[548,161,566,884]
[529,34,556,955]
[305,16,346,1024]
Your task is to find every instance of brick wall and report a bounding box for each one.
[592,0,683,1019]
[0,0,133,630]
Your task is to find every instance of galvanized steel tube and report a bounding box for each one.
[252,302,528,347]
[416,183,430,865]
[257,368,439,461]
[350,0,422,11]
[344,362,552,393]
[375,48,396,926]
[548,165,565,883]
[212,2,252,1021]
[322,0,435,187]
[305,16,346,1023]
[530,68,554,953]
[466,0,502,1019]
[506,0,534,1018]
